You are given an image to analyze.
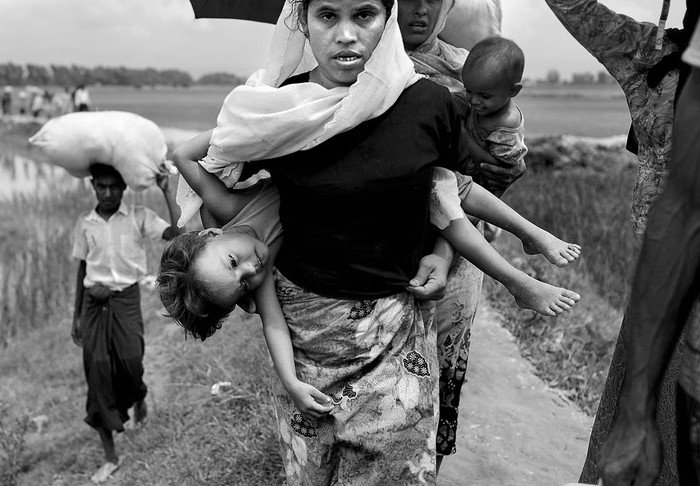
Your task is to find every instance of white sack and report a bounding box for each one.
[439,0,502,51]
[28,111,168,191]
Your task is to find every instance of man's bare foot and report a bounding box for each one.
[91,459,120,484]
[509,277,581,317]
[521,229,581,267]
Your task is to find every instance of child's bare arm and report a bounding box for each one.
[171,129,257,226]
[254,244,333,419]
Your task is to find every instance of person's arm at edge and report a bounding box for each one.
[543,0,650,65]
[600,68,700,486]
[72,260,86,346]
[254,242,333,419]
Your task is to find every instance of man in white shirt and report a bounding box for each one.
[71,163,179,483]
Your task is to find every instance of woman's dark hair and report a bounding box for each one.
[156,232,236,341]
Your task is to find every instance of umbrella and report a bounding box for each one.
[188,0,285,24]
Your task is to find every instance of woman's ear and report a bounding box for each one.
[236,294,257,314]
[297,3,309,37]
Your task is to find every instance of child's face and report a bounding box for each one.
[193,228,270,308]
[461,66,514,117]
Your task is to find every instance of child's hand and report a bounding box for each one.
[287,381,334,421]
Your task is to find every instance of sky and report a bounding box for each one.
[0,0,688,82]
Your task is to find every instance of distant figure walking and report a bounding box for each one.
[71,163,180,483]
[52,88,73,116]
[74,85,91,112]
[1,86,12,117]
[30,91,47,118]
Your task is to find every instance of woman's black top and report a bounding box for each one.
[254,76,469,300]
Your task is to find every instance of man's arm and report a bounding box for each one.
[600,68,700,486]
[72,260,86,346]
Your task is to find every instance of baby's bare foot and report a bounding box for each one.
[509,277,581,317]
[522,230,581,267]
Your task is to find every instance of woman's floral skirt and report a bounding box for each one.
[274,269,439,485]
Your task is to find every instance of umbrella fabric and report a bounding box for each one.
[189,0,284,24]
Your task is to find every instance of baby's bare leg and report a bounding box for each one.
[462,184,581,267]
[441,218,581,316]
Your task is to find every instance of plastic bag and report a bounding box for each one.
[28,111,168,191]
[440,0,502,51]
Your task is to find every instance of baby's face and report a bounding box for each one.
[462,67,513,117]
[193,228,269,308]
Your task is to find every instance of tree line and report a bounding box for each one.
[0,62,248,87]
[540,69,617,85]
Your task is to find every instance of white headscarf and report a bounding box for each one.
[177,0,420,226]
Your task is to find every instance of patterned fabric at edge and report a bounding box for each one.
[542,1,686,483]
[81,283,147,431]
[578,310,685,484]
[273,269,439,485]
[544,0,680,236]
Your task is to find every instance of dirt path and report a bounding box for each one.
[439,299,593,486]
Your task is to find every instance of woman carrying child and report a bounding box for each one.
[169,1,471,482]
[161,0,579,483]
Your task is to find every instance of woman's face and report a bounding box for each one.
[193,228,269,308]
[303,0,388,88]
[397,0,442,51]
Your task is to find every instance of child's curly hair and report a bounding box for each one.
[157,232,236,341]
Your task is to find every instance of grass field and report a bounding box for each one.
[0,87,636,484]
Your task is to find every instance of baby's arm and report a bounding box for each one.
[254,249,333,419]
